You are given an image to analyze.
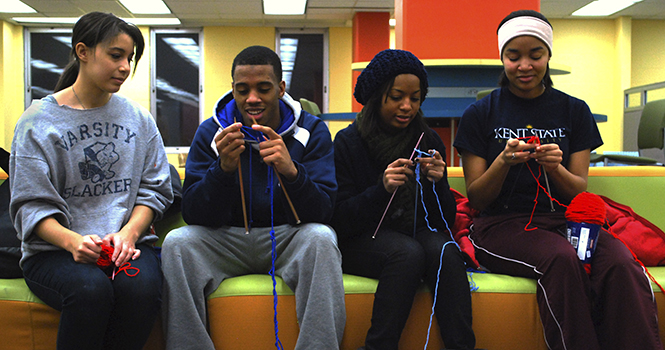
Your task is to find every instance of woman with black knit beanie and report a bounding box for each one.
[331,49,481,350]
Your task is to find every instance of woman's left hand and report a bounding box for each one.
[417,149,446,182]
[102,232,141,267]
[531,143,563,172]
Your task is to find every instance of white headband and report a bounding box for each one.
[497,16,553,57]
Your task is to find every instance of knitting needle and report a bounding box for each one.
[542,165,555,212]
[248,115,301,224]
[234,117,251,234]
[372,132,425,239]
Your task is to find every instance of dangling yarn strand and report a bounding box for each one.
[411,153,461,350]
[424,240,457,350]
[238,125,284,349]
[522,159,568,231]
[267,167,285,350]
[513,136,567,230]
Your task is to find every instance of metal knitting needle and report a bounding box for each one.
[372,132,425,239]
[248,116,301,224]
[542,165,555,212]
[233,117,251,234]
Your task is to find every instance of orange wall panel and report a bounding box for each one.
[396,0,540,60]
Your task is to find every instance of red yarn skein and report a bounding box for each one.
[566,192,606,274]
[565,192,606,225]
[96,244,114,269]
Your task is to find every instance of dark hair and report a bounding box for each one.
[54,12,145,92]
[232,45,283,81]
[497,9,553,88]
[358,76,428,138]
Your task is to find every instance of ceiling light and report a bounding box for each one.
[0,0,36,13]
[389,19,396,27]
[119,0,171,15]
[264,0,307,15]
[11,17,181,25]
[572,0,643,16]
[11,17,78,24]
[124,18,181,25]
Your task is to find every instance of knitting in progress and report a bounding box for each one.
[96,244,140,280]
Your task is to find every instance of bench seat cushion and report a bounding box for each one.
[2,267,663,350]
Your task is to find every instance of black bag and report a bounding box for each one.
[0,147,22,278]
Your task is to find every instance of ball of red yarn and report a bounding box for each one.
[96,244,115,269]
[565,191,606,225]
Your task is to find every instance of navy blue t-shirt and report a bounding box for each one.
[453,87,603,216]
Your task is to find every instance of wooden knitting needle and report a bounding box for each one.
[372,132,425,239]
[233,117,251,234]
[248,115,301,224]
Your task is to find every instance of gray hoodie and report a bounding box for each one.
[10,94,173,266]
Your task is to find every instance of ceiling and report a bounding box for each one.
[1,0,665,27]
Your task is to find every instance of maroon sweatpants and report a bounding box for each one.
[469,212,662,350]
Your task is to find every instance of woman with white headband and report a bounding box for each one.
[454,10,662,350]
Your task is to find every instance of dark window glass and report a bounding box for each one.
[27,30,72,106]
[154,31,201,148]
[279,33,324,110]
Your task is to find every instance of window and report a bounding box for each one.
[276,29,328,113]
[24,28,72,109]
[151,29,203,152]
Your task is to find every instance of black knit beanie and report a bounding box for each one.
[354,49,428,106]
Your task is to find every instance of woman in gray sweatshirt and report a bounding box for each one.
[9,12,173,350]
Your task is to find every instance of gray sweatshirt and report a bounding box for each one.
[10,94,173,265]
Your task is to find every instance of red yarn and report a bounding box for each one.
[566,192,606,225]
[116,262,140,277]
[96,244,140,279]
[521,159,568,231]
[96,244,115,269]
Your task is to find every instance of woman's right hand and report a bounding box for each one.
[69,234,103,264]
[383,158,415,193]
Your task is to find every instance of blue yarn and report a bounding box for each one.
[424,240,457,349]
[412,151,466,350]
[466,268,488,292]
[241,126,283,349]
[267,167,284,350]
[241,125,262,229]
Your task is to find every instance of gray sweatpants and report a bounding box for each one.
[161,223,346,350]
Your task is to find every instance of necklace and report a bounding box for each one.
[71,86,86,109]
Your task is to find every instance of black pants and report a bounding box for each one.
[340,227,476,350]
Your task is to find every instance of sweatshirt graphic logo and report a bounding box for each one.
[78,142,119,183]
